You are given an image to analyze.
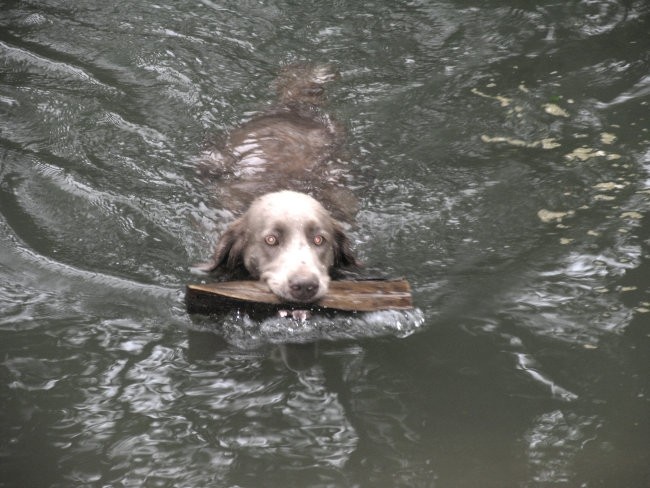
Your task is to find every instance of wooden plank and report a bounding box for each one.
[186,279,413,314]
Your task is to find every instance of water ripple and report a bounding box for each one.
[1,0,649,486]
[190,308,426,349]
[0,40,117,93]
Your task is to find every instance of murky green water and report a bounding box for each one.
[1,1,649,487]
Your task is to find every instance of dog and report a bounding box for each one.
[198,64,360,303]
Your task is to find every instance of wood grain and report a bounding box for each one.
[186,279,413,314]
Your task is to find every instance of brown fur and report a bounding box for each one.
[199,64,360,303]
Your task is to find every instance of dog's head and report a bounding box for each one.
[203,191,358,303]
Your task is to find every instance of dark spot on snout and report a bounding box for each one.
[289,276,320,302]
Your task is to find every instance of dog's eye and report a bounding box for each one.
[265,235,278,246]
[313,235,325,246]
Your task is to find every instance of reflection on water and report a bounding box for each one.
[1,0,649,487]
[524,410,599,485]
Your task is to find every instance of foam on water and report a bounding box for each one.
[191,307,426,349]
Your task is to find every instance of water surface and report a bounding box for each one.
[1,1,649,487]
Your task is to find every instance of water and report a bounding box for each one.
[1,1,649,486]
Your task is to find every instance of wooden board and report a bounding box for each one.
[186,279,413,314]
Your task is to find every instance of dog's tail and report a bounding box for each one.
[275,63,340,106]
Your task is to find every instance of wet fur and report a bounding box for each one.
[200,64,360,302]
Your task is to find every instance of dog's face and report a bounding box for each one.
[206,191,358,303]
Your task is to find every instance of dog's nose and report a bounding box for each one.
[289,276,320,302]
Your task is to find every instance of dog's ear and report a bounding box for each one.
[333,223,361,269]
[195,218,247,273]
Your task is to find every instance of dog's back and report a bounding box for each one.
[203,63,341,178]
[201,63,354,220]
